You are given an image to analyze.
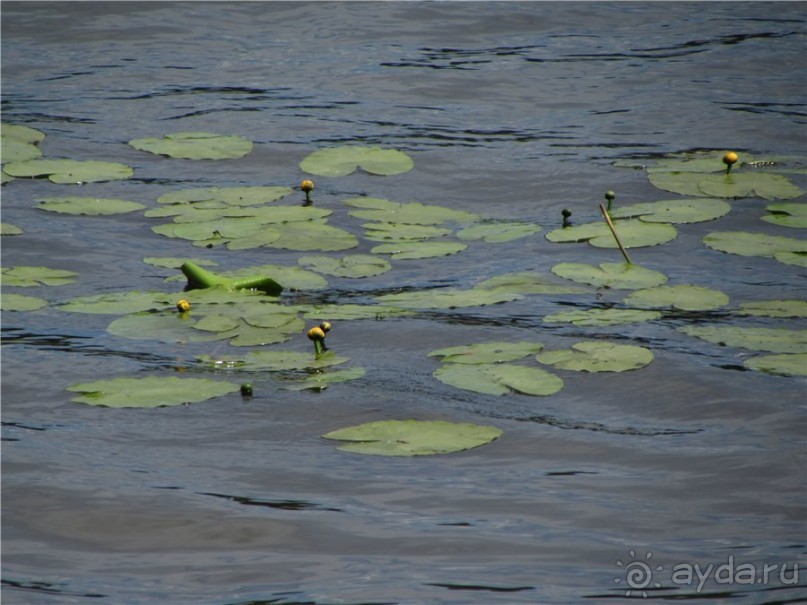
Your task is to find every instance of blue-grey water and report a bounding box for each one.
[2,2,805,604]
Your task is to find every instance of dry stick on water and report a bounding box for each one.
[599,203,632,264]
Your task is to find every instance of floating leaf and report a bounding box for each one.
[762,203,807,229]
[298,303,414,321]
[609,198,730,224]
[775,251,807,268]
[3,158,133,183]
[551,262,667,290]
[156,186,293,207]
[434,362,564,396]
[285,367,366,391]
[37,196,146,215]
[344,197,478,225]
[322,420,502,456]
[199,350,349,372]
[543,308,661,326]
[429,341,544,364]
[624,285,729,311]
[1,223,23,236]
[362,222,452,242]
[143,257,217,270]
[2,293,48,311]
[744,353,807,377]
[376,288,521,309]
[371,241,466,259]
[680,325,807,354]
[703,231,807,258]
[107,312,230,343]
[456,221,543,243]
[737,300,807,318]
[1,124,45,163]
[300,146,413,176]
[546,219,677,249]
[264,222,358,252]
[475,271,589,295]
[297,254,391,278]
[536,341,653,372]
[129,131,253,160]
[649,171,803,200]
[67,376,240,408]
[1,266,77,287]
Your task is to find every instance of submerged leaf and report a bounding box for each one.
[37,196,146,215]
[624,285,729,311]
[129,131,253,160]
[322,420,502,456]
[68,376,240,408]
[536,341,653,372]
[551,262,667,290]
[300,145,414,176]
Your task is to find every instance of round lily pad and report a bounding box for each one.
[609,198,730,224]
[543,308,662,326]
[129,131,253,160]
[376,288,521,309]
[536,341,653,372]
[475,272,589,295]
[456,221,543,243]
[546,219,677,249]
[322,419,502,456]
[744,353,807,377]
[3,159,133,184]
[434,362,564,396]
[297,254,391,278]
[362,222,452,242]
[679,325,807,354]
[300,146,414,177]
[551,262,667,290]
[2,293,48,311]
[67,376,240,408]
[157,186,293,207]
[285,367,366,391]
[37,197,146,215]
[649,171,804,200]
[429,341,544,364]
[703,231,807,258]
[1,266,78,287]
[762,203,807,229]
[263,222,359,252]
[2,124,45,163]
[344,197,478,225]
[624,285,729,311]
[371,241,466,260]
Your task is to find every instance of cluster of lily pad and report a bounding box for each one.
[2,123,806,455]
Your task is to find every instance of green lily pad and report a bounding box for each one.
[129,131,253,160]
[642,151,743,174]
[67,376,240,408]
[37,196,146,215]
[225,264,328,290]
[376,288,521,309]
[762,203,807,228]
[624,285,729,311]
[285,367,366,391]
[429,341,544,364]
[536,341,653,372]
[1,293,48,311]
[545,219,677,249]
[474,271,589,295]
[551,262,667,290]
[322,419,502,457]
[456,221,543,243]
[434,362,564,396]
[1,266,78,287]
[143,257,218,270]
[297,303,414,321]
[1,223,23,236]
[371,241,466,260]
[650,171,804,200]
[300,145,414,177]
[156,186,293,207]
[344,197,479,225]
[737,300,807,318]
[362,222,452,242]
[263,222,359,252]
[744,353,807,377]
[199,350,349,372]
[609,198,730,224]
[679,325,807,354]
[297,254,391,278]
[775,251,807,268]
[1,124,45,163]
[3,159,133,184]
[703,231,807,258]
[107,312,232,344]
[543,308,662,326]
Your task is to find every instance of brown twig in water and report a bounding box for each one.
[599,203,632,264]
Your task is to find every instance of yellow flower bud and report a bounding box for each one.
[722,151,739,166]
[176,299,191,313]
[307,326,326,342]
[300,179,315,193]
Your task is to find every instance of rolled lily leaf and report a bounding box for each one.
[181,262,283,295]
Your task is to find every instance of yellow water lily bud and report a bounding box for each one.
[722,151,739,166]
[307,326,326,342]
[319,321,332,333]
[300,179,315,193]
[176,299,191,313]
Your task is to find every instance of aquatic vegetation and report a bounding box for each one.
[343,197,479,225]
[623,284,729,312]
[67,376,240,408]
[429,341,544,364]
[536,341,654,373]
[545,219,677,249]
[300,145,414,176]
[181,261,284,295]
[434,362,564,396]
[744,353,807,377]
[1,266,78,287]
[762,203,807,228]
[736,300,807,318]
[2,293,48,312]
[37,196,146,215]
[550,262,667,290]
[376,287,521,309]
[1,123,45,165]
[679,325,807,354]
[456,221,543,243]
[297,254,391,278]
[543,308,662,327]
[198,349,350,372]
[128,131,253,160]
[3,158,133,184]
[1,223,23,236]
[371,240,467,259]
[300,179,314,204]
[608,198,731,224]
[703,231,807,259]
[322,420,502,457]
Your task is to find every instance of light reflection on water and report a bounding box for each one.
[2,2,805,604]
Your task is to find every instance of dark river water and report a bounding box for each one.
[2,2,806,604]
